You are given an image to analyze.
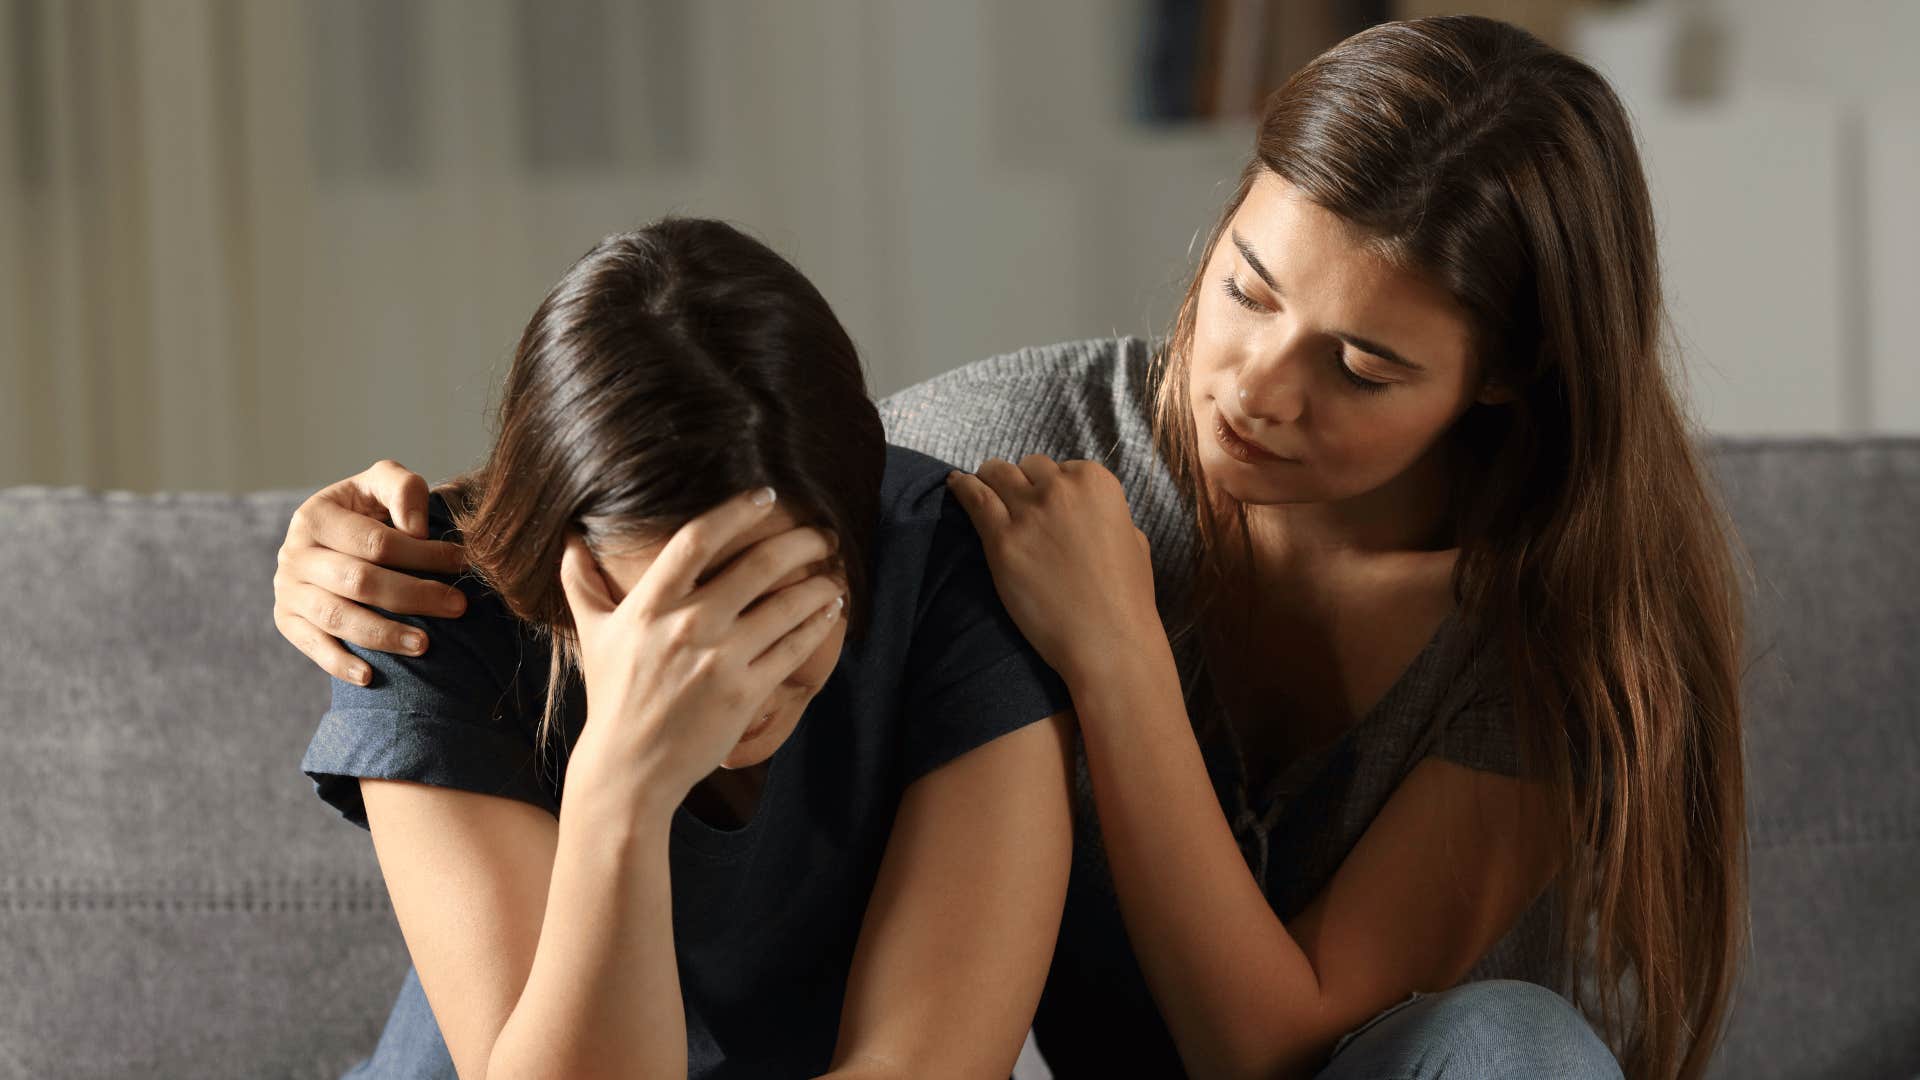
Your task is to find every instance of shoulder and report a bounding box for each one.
[409,489,533,649]
[875,443,962,520]
[870,445,990,598]
[1414,610,1524,777]
[876,337,1193,579]
[857,450,1076,782]
[884,335,1157,400]
[303,488,565,826]
[876,336,1160,468]
[338,487,546,709]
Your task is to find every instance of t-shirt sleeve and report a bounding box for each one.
[299,500,564,829]
[1424,642,1523,777]
[896,493,1075,784]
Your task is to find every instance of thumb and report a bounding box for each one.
[558,533,615,639]
[358,460,433,538]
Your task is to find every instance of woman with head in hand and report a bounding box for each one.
[296,217,1076,1078]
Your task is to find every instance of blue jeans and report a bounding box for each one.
[347,969,1619,1079]
[342,967,451,1079]
[1318,980,1622,1079]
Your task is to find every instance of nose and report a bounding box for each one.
[1233,342,1307,425]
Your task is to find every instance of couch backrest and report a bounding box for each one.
[0,489,402,1078]
[1705,439,1920,1079]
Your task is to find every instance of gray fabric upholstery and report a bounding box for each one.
[0,438,1913,1078]
[0,490,401,1079]
[1705,439,1920,1080]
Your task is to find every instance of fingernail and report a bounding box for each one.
[401,632,425,654]
[348,664,370,685]
[751,487,777,507]
[825,596,844,621]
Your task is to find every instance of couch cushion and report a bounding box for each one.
[1706,439,1920,1079]
[0,487,406,1079]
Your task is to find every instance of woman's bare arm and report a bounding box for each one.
[1070,645,1560,1080]
[362,779,688,1080]
[945,456,1561,1079]
[352,491,848,1078]
[823,711,1076,1079]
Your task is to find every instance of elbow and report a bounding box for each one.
[1179,999,1344,1080]
[1204,1042,1338,1080]
[487,1037,689,1080]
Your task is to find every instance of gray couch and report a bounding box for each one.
[1,438,1915,1079]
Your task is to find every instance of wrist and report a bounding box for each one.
[1061,617,1177,691]
[564,742,685,837]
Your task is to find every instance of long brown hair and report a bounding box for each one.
[1151,17,1746,1078]
[442,218,886,752]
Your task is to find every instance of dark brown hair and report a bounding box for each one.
[442,218,885,749]
[1152,17,1746,1078]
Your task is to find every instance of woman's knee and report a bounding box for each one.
[1319,980,1621,1080]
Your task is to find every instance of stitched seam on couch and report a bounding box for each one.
[0,876,391,913]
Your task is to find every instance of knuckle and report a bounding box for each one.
[664,610,702,648]
[359,529,389,563]
[739,544,781,581]
[316,600,350,633]
[689,648,722,678]
[337,563,368,597]
[679,524,717,565]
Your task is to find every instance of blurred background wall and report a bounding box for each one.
[1,0,1913,494]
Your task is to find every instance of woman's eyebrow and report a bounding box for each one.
[1229,228,1427,373]
[1231,230,1278,290]
[1337,332,1425,372]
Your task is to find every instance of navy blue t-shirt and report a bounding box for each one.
[301,445,1072,1078]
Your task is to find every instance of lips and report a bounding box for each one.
[1211,403,1296,463]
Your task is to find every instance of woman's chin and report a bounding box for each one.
[1200,446,1308,506]
[719,709,802,770]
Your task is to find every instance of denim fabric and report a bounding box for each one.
[342,967,453,1079]
[1319,980,1621,1079]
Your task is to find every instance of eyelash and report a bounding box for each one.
[1218,277,1391,394]
[1221,275,1263,312]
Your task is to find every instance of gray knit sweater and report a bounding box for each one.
[878,337,1558,1076]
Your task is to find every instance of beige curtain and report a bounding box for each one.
[1,0,514,492]
[0,0,902,493]
[0,0,1286,494]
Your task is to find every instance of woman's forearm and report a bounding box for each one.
[1069,635,1331,1080]
[486,774,687,1080]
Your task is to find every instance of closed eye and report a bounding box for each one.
[1221,276,1264,312]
